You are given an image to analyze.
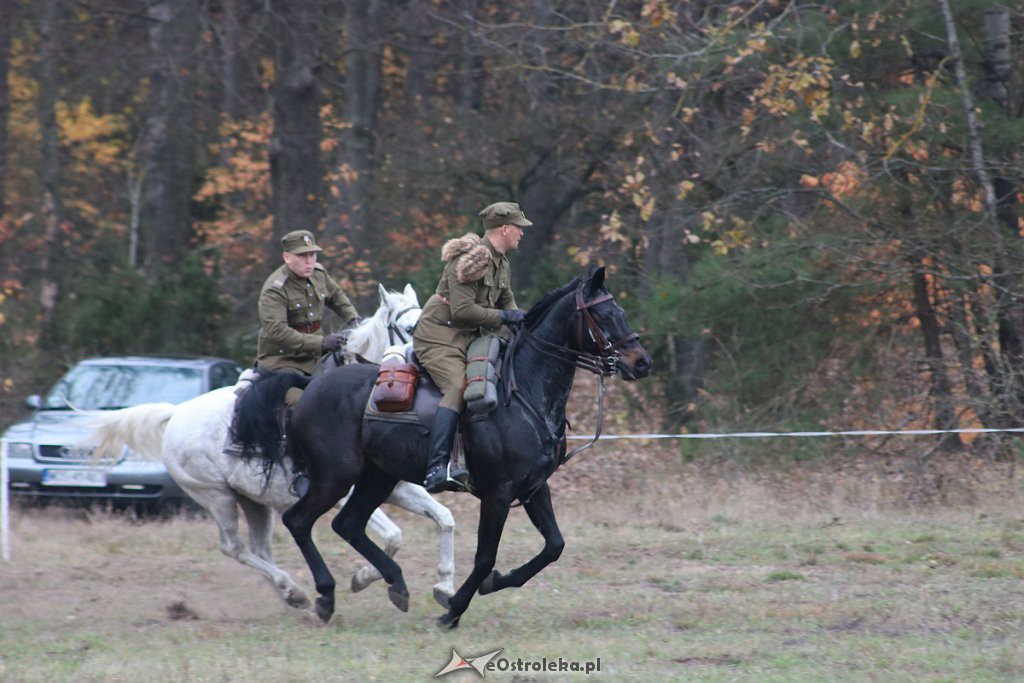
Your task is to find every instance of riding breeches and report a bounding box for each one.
[411,343,466,413]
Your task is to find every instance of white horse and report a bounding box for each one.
[85,284,456,610]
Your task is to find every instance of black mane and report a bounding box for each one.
[523,277,581,329]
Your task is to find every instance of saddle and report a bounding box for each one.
[364,346,447,430]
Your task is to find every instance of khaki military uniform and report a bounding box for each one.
[256,262,357,375]
[414,235,516,412]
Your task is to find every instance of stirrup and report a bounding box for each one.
[425,462,468,494]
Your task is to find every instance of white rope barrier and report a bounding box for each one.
[566,427,1024,440]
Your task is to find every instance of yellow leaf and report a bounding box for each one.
[849,40,861,58]
[640,197,655,221]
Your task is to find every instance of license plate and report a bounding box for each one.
[41,468,107,487]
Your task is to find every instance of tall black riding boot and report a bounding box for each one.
[423,408,467,493]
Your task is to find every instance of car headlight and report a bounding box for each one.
[6,442,35,459]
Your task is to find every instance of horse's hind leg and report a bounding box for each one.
[192,488,311,610]
[478,482,564,596]
[332,465,410,612]
[239,496,275,561]
[237,496,310,609]
[384,482,456,607]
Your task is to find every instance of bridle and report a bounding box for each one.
[518,285,639,377]
[503,284,640,499]
[386,304,420,345]
[325,302,421,367]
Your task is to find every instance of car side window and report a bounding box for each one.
[210,363,241,390]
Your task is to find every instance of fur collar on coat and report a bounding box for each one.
[441,233,492,284]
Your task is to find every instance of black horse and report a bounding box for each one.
[233,267,651,627]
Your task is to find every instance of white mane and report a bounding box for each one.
[344,283,421,364]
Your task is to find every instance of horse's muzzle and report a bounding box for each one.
[617,345,652,380]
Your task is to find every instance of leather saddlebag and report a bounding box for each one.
[372,363,419,412]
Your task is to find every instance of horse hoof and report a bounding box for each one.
[314,596,334,623]
[286,590,311,610]
[437,612,461,629]
[388,585,410,613]
[351,574,369,594]
[478,570,500,595]
[433,587,452,609]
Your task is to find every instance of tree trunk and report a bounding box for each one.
[269,0,323,246]
[37,0,62,325]
[0,0,13,217]
[138,0,200,272]
[937,0,1024,424]
[911,266,962,449]
[982,7,1010,110]
[216,0,240,121]
[324,0,382,258]
[455,0,484,112]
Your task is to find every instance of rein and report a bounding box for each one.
[503,284,631,504]
[515,289,638,377]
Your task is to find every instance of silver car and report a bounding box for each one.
[4,356,242,510]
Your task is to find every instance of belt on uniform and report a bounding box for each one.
[434,292,451,305]
[290,321,321,334]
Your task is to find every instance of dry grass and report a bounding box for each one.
[2,451,1024,682]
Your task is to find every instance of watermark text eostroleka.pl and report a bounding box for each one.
[435,648,602,677]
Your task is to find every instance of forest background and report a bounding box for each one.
[0,0,1023,474]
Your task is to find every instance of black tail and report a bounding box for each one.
[230,371,311,478]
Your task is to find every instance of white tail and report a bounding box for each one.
[83,403,177,462]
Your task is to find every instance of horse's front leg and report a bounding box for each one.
[439,495,510,629]
[282,485,349,623]
[384,481,456,607]
[478,482,563,595]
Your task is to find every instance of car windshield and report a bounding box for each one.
[42,364,204,410]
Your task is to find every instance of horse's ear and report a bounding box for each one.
[378,283,388,303]
[586,265,606,294]
[404,283,418,304]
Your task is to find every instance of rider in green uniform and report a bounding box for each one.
[256,229,359,406]
[413,202,530,493]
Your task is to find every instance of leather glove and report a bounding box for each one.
[499,309,526,328]
[321,332,346,353]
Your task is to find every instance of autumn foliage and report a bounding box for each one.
[1,1,1023,461]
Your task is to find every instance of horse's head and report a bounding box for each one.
[571,266,652,380]
[378,283,422,345]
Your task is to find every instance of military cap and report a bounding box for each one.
[479,202,533,230]
[281,229,322,254]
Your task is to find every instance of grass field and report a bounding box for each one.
[2,453,1024,682]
